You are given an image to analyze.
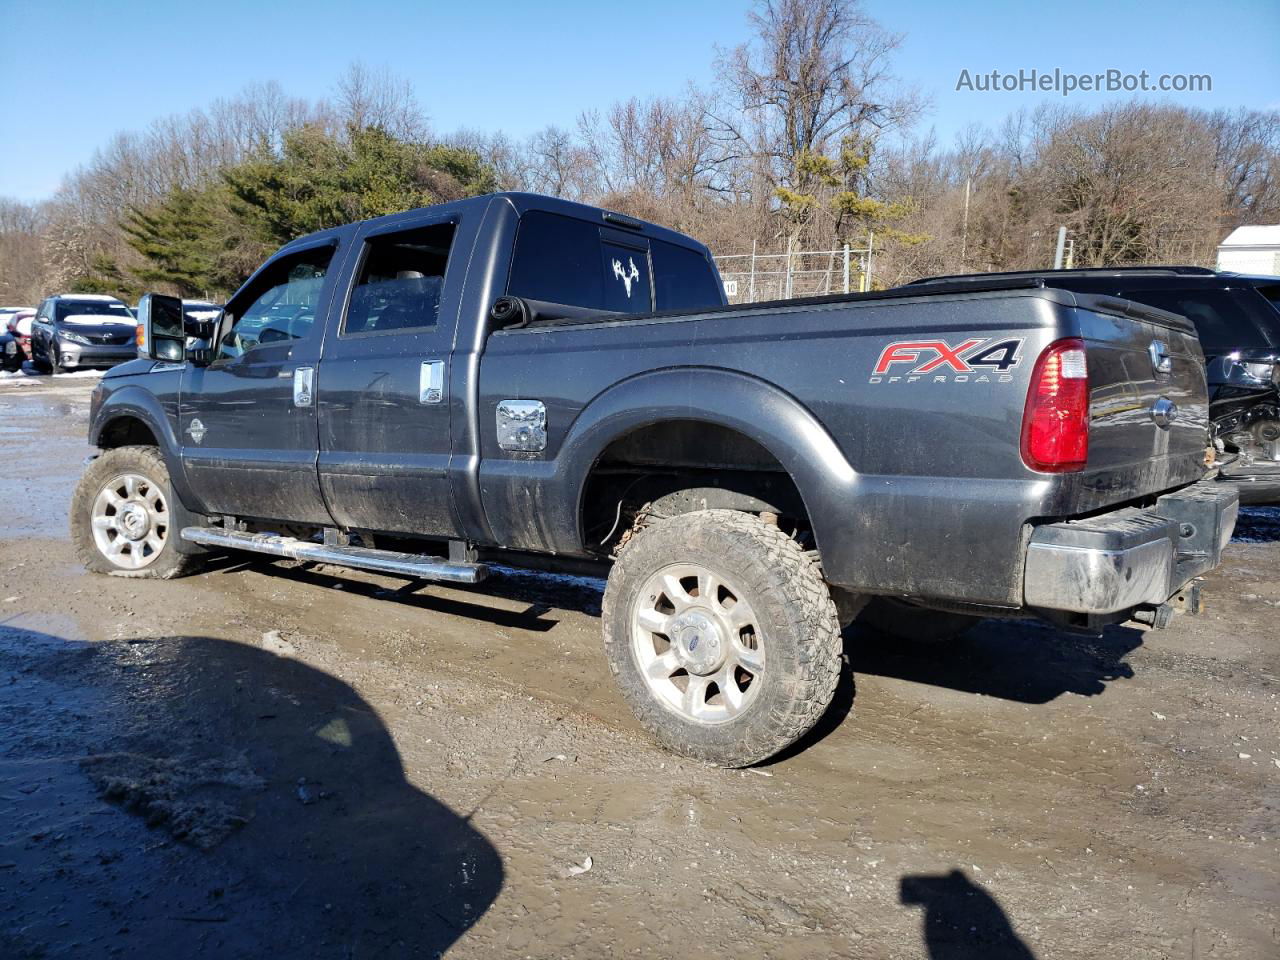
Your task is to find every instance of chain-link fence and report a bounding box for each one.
[713,239,874,305]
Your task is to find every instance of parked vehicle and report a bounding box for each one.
[2,308,36,371]
[0,306,34,328]
[31,295,137,374]
[71,194,1238,766]
[907,267,1280,503]
[182,300,223,348]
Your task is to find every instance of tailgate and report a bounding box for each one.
[1071,293,1211,495]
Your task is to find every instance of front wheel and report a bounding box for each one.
[48,338,63,375]
[71,446,200,579]
[602,509,843,767]
[31,338,50,374]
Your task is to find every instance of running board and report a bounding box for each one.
[179,527,488,584]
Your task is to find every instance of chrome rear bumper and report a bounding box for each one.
[1023,480,1238,615]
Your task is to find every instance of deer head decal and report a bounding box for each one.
[612,257,641,298]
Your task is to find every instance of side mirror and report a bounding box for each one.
[135,294,185,363]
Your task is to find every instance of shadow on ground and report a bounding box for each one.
[851,619,1144,704]
[0,624,502,959]
[215,555,608,632]
[901,869,1038,959]
[769,617,1142,762]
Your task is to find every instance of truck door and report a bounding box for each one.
[179,240,342,523]
[316,216,463,538]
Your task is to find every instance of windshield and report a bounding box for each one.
[184,303,222,322]
[55,300,133,322]
[1116,286,1280,354]
[1255,284,1280,315]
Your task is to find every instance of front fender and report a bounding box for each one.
[91,380,199,513]
[478,367,858,565]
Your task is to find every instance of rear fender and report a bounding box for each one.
[480,367,858,565]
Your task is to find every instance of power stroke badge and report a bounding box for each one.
[869,337,1024,384]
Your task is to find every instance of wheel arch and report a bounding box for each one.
[90,385,198,513]
[559,367,857,557]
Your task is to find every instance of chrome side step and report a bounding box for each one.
[179,527,488,584]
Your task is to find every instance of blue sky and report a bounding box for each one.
[1,0,1277,203]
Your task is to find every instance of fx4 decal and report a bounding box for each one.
[870,337,1024,384]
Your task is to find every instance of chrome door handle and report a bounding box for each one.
[293,366,315,407]
[420,360,444,404]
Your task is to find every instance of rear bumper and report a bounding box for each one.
[1023,480,1238,615]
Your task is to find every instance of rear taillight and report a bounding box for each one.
[1021,337,1089,473]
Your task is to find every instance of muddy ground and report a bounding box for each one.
[0,372,1276,959]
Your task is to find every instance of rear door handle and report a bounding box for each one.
[420,360,444,404]
[293,366,315,407]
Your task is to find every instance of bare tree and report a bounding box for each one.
[522,126,598,200]
[713,0,922,245]
[333,62,429,141]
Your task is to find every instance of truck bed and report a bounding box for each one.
[476,283,1211,607]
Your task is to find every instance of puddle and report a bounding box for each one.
[1233,506,1280,543]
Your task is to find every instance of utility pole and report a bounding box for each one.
[960,177,971,268]
[864,233,874,292]
[1053,226,1067,270]
[843,243,850,294]
[784,236,794,300]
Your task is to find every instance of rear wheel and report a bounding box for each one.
[856,597,980,644]
[602,509,843,767]
[71,446,200,579]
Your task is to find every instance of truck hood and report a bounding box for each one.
[103,357,154,379]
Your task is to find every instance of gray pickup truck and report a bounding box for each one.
[72,192,1238,765]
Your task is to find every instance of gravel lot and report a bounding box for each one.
[1,373,1277,959]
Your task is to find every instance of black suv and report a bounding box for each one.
[908,267,1280,503]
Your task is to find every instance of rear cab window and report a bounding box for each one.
[506,211,722,316]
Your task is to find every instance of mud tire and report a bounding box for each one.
[71,445,201,579]
[602,509,842,767]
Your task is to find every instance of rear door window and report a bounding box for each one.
[343,223,456,336]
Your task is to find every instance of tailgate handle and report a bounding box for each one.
[1149,340,1172,379]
